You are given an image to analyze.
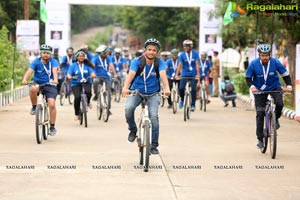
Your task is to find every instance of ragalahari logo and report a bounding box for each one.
[223,1,246,26]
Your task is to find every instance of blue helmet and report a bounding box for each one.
[258,44,271,54]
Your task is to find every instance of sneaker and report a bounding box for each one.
[276,120,280,130]
[257,140,264,149]
[128,131,137,142]
[224,103,229,107]
[30,107,36,115]
[178,101,183,109]
[206,99,211,104]
[190,105,195,111]
[49,127,57,136]
[150,147,159,155]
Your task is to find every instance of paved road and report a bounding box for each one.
[0,96,299,200]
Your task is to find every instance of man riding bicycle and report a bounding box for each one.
[91,45,118,114]
[58,47,74,94]
[67,50,96,120]
[112,47,128,83]
[245,43,292,148]
[122,38,170,155]
[22,44,59,136]
[175,39,201,111]
[197,51,211,104]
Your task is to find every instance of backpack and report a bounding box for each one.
[225,82,235,93]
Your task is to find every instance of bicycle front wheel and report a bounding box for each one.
[103,93,110,122]
[261,117,268,154]
[203,89,207,112]
[68,91,74,105]
[114,81,121,103]
[270,111,277,159]
[143,121,151,172]
[81,96,88,128]
[42,106,49,140]
[60,83,67,106]
[199,90,203,111]
[97,94,102,120]
[35,104,43,144]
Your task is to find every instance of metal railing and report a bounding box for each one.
[0,86,29,107]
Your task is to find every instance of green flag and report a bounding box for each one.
[40,0,48,23]
[223,2,233,26]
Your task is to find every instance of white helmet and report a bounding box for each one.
[114,48,122,53]
[95,45,108,55]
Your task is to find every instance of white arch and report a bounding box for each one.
[45,0,222,57]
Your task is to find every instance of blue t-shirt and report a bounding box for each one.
[199,59,212,77]
[130,57,166,94]
[30,57,59,84]
[178,50,200,77]
[67,62,94,87]
[165,58,179,78]
[60,56,73,76]
[86,51,94,61]
[112,55,127,72]
[91,55,113,80]
[245,57,287,91]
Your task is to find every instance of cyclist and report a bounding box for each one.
[80,44,93,61]
[58,47,74,95]
[165,49,179,108]
[245,43,292,148]
[91,45,118,114]
[197,51,211,104]
[112,47,128,82]
[160,51,170,62]
[67,50,96,120]
[21,44,59,135]
[122,38,170,155]
[175,39,200,111]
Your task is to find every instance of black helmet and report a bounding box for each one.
[144,38,161,51]
[258,44,271,54]
[40,44,52,53]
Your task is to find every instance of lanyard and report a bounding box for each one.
[172,59,178,71]
[67,56,73,65]
[99,56,108,71]
[42,61,52,80]
[114,56,121,65]
[200,60,206,75]
[185,51,193,67]
[260,60,270,84]
[78,62,84,79]
[143,63,155,93]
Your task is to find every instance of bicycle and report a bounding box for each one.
[60,76,74,106]
[170,78,179,114]
[180,77,196,121]
[199,78,207,112]
[73,76,90,128]
[258,90,283,159]
[132,90,159,172]
[29,83,50,144]
[95,76,111,122]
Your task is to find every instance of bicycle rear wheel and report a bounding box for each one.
[81,96,88,128]
[35,104,43,144]
[143,121,151,172]
[172,90,177,114]
[68,91,74,105]
[270,112,277,159]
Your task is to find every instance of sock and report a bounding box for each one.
[32,105,37,109]
[50,123,55,128]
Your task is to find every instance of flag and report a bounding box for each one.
[40,0,48,23]
[223,2,233,26]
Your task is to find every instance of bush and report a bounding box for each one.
[231,72,249,95]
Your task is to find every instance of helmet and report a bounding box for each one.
[258,44,271,54]
[170,49,179,55]
[114,48,122,54]
[80,44,88,50]
[144,38,161,51]
[200,51,207,58]
[183,39,193,47]
[160,51,168,56]
[40,44,52,53]
[74,50,86,59]
[95,45,108,55]
[122,47,129,51]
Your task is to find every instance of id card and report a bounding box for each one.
[189,66,193,71]
[260,84,266,90]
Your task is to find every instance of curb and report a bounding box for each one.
[237,93,299,122]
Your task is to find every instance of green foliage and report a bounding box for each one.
[114,7,199,50]
[71,5,116,34]
[86,25,113,52]
[231,73,249,95]
[0,26,29,92]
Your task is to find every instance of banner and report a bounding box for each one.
[16,20,39,52]
[295,44,300,120]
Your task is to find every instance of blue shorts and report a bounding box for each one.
[32,84,57,99]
